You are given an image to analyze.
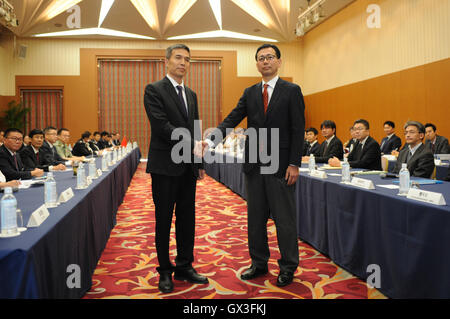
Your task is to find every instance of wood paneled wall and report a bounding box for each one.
[304,57,450,145]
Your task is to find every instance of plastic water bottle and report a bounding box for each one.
[44,172,58,208]
[308,154,316,174]
[102,153,108,171]
[77,162,86,189]
[0,187,19,237]
[89,160,96,178]
[341,157,351,183]
[398,163,410,196]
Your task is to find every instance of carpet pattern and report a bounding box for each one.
[84,163,386,299]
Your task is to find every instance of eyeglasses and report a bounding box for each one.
[404,130,419,135]
[353,127,366,131]
[7,137,23,142]
[257,54,276,62]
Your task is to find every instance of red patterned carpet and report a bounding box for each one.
[84,163,386,299]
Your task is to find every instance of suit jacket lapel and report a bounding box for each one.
[163,77,188,122]
[409,144,424,164]
[265,78,283,119]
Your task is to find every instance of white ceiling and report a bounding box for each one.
[4,0,355,42]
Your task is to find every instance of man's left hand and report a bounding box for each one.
[285,166,299,186]
[198,169,206,180]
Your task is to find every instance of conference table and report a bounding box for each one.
[204,151,450,299]
[0,147,141,298]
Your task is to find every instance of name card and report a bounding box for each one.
[434,159,442,166]
[59,187,74,203]
[86,176,93,186]
[350,177,375,190]
[310,170,327,179]
[407,188,447,206]
[97,169,103,177]
[27,204,50,228]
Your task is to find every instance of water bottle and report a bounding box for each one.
[113,148,117,163]
[89,160,97,179]
[44,172,58,208]
[102,153,108,171]
[0,187,19,237]
[308,154,316,174]
[341,157,351,183]
[398,163,410,196]
[77,162,86,189]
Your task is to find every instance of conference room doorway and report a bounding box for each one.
[97,59,221,158]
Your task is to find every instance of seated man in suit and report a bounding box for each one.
[343,126,358,155]
[20,129,52,172]
[393,121,435,178]
[0,128,44,181]
[425,123,449,154]
[380,121,402,155]
[89,131,104,155]
[304,120,343,163]
[72,131,99,157]
[54,128,85,162]
[40,126,67,170]
[302,127,320,157]
[98,131,114,150]
[329,119,382,170]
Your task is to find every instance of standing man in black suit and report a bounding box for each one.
[393,121,435,178]
[144,44,207,293]
[205,44,305,287]
[424,123,450,155]
[329,119,382,170]
[0,128,44,181]
[380,121,402,155]
[305,120,343,163]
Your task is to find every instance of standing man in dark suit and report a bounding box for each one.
[393,121,435,178]
[205,44,305,287]
[424,123,450,154]
[0,128,44,181]
[380,121,402,155]
[144,44,207,293]
[329,119,382,170]
[302,127,320,157]
[305,120,343,163]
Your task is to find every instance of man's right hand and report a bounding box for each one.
[31,168,44,177]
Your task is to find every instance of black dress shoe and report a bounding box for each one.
[158,272,173,293]
[174,268,209,284]
[276,271,294,287]
[240,265,268,280]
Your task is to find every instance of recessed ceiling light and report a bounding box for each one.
[167,30,277,42]
[33,28,155,40]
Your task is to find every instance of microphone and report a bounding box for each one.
[380,172,398,179]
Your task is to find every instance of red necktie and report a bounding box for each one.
[13,153,18,171]
[36,152,39,163]
[263,84,269,114]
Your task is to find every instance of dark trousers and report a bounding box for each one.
[244,170,299,273]
[151,169,197,273]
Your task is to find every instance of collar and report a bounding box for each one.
[309,140,317,146]
[31,145,40,154]
[166,74,184,89]
[408,142,422,155]
[360,135,370,146]
[387,133,394,139]
[262,75,279,88]
[326,135,335,144]
[5,146,16,156]
[46,140,54,148]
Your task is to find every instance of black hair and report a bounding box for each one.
[255,44,281,61]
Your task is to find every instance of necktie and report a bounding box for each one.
[406,150,412,162]
[322,142,328,156]
[432,143,436,154]
[13,153,18,171]
[176,85,188,118]
[36,152,39,163]
[263,84,269,114]
[357,143,363,160]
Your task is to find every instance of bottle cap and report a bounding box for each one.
[4,187,12,194]
[402,163,407,168]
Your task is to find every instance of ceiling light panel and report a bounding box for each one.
[98,0,115,27]
[44,0,83,20]
[130,0,159,29]
[208,0,222,29]
[230,0,273,27]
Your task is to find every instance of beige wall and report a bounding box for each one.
[0,37,303,96]
[303,0,450,95]
[0,33,12,96]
